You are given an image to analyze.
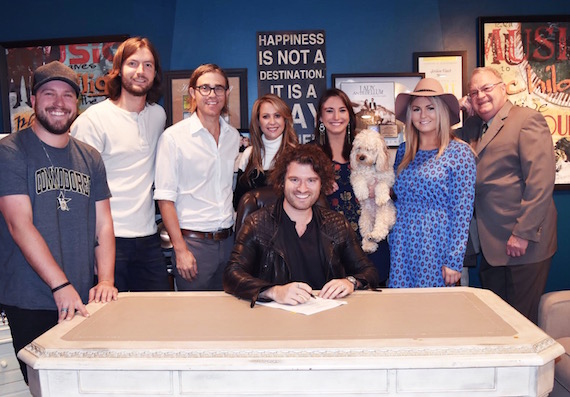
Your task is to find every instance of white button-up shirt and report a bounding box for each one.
[154,113,239,232]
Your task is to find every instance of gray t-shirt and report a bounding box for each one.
[0,128,111,310]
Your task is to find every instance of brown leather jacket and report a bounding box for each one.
[223,198,379,305]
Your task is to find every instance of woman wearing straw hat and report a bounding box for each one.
[388,78,476,288]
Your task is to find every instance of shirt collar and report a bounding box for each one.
[188,112,231,137]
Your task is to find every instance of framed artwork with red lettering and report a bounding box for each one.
[0,35,128,133]
[479,16,570,187]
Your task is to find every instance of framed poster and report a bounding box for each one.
[479,15,570,188]
[414,51,467,126]
[257,30,326,142]
[164,68,248,129]
[331,73,424,147]
[0,35,128,133]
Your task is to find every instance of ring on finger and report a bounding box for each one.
[60,308,69,313]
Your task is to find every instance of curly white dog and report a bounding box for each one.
[350,129,396,253]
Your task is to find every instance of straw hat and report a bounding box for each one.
[394,78,460,125]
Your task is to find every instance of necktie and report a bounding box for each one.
[481,122,488,137]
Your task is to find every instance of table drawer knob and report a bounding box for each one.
[0,360,7,368]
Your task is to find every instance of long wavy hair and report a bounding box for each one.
[106,37,163,104]
[240,94,298,187]
[188,64,229,115]
[397,96,457,175]
[314,88,356,162]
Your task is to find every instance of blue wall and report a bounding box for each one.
[1,0,568,291]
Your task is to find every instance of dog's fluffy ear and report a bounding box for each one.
[374,137,390,173]
[349,137,359,168]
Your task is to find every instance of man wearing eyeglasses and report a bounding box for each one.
[463,66,557,324]
[155,64,239,291]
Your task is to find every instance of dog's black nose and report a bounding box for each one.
[359,155,365,161]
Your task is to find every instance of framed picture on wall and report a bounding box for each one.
[479,15,570,189]
[164,68,248,129]
[238,128,251,153]
[0,34,128,133]
[331,73,424,147]
[413,51,467,127]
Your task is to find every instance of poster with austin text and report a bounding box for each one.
[1,35,127,133]
[480,16,570,186]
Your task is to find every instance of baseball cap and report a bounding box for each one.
[32,61,81,97]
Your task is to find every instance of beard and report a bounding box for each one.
[283,189,318,212]
[34,106,76,135]
[122,76,153,97]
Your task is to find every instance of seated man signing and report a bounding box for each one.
[223,145,378,306]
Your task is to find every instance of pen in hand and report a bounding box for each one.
[297,282,316,300]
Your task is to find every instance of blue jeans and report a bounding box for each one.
[114,233,171,292]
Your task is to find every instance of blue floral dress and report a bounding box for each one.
[388,140,476,288]
[327,161,391,283]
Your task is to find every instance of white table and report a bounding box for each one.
[19,287,564,396]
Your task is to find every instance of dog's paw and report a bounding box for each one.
[370,219,390,241]
[374,195,389,206]
[362,238,378,253]
[369,228,389,242]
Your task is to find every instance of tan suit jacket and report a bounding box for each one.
[469,101,557,266]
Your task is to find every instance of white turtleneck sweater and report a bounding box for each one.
[237,133,283,172]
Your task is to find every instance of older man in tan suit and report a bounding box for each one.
[464,67,557,324]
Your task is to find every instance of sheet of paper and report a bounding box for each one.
[257,296,347,315]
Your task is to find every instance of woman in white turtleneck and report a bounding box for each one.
[233,94,298,209]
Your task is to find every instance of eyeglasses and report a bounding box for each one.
[468,82,503,98]
[194,85,227,96]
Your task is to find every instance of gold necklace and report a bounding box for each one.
[40,142,71,212]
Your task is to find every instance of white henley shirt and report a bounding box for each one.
[71,99,166,238]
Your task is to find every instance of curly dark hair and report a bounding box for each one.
[268,144,334,196]
[106,37,163,104]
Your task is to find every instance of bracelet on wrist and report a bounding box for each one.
[51,281,71,294]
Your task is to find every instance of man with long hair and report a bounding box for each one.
[71,37,169,292]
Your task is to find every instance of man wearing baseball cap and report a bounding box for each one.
[0,61,117,383]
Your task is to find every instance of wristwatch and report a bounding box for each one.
[346,276,358,290]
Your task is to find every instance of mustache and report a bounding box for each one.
[45,106,72,114]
